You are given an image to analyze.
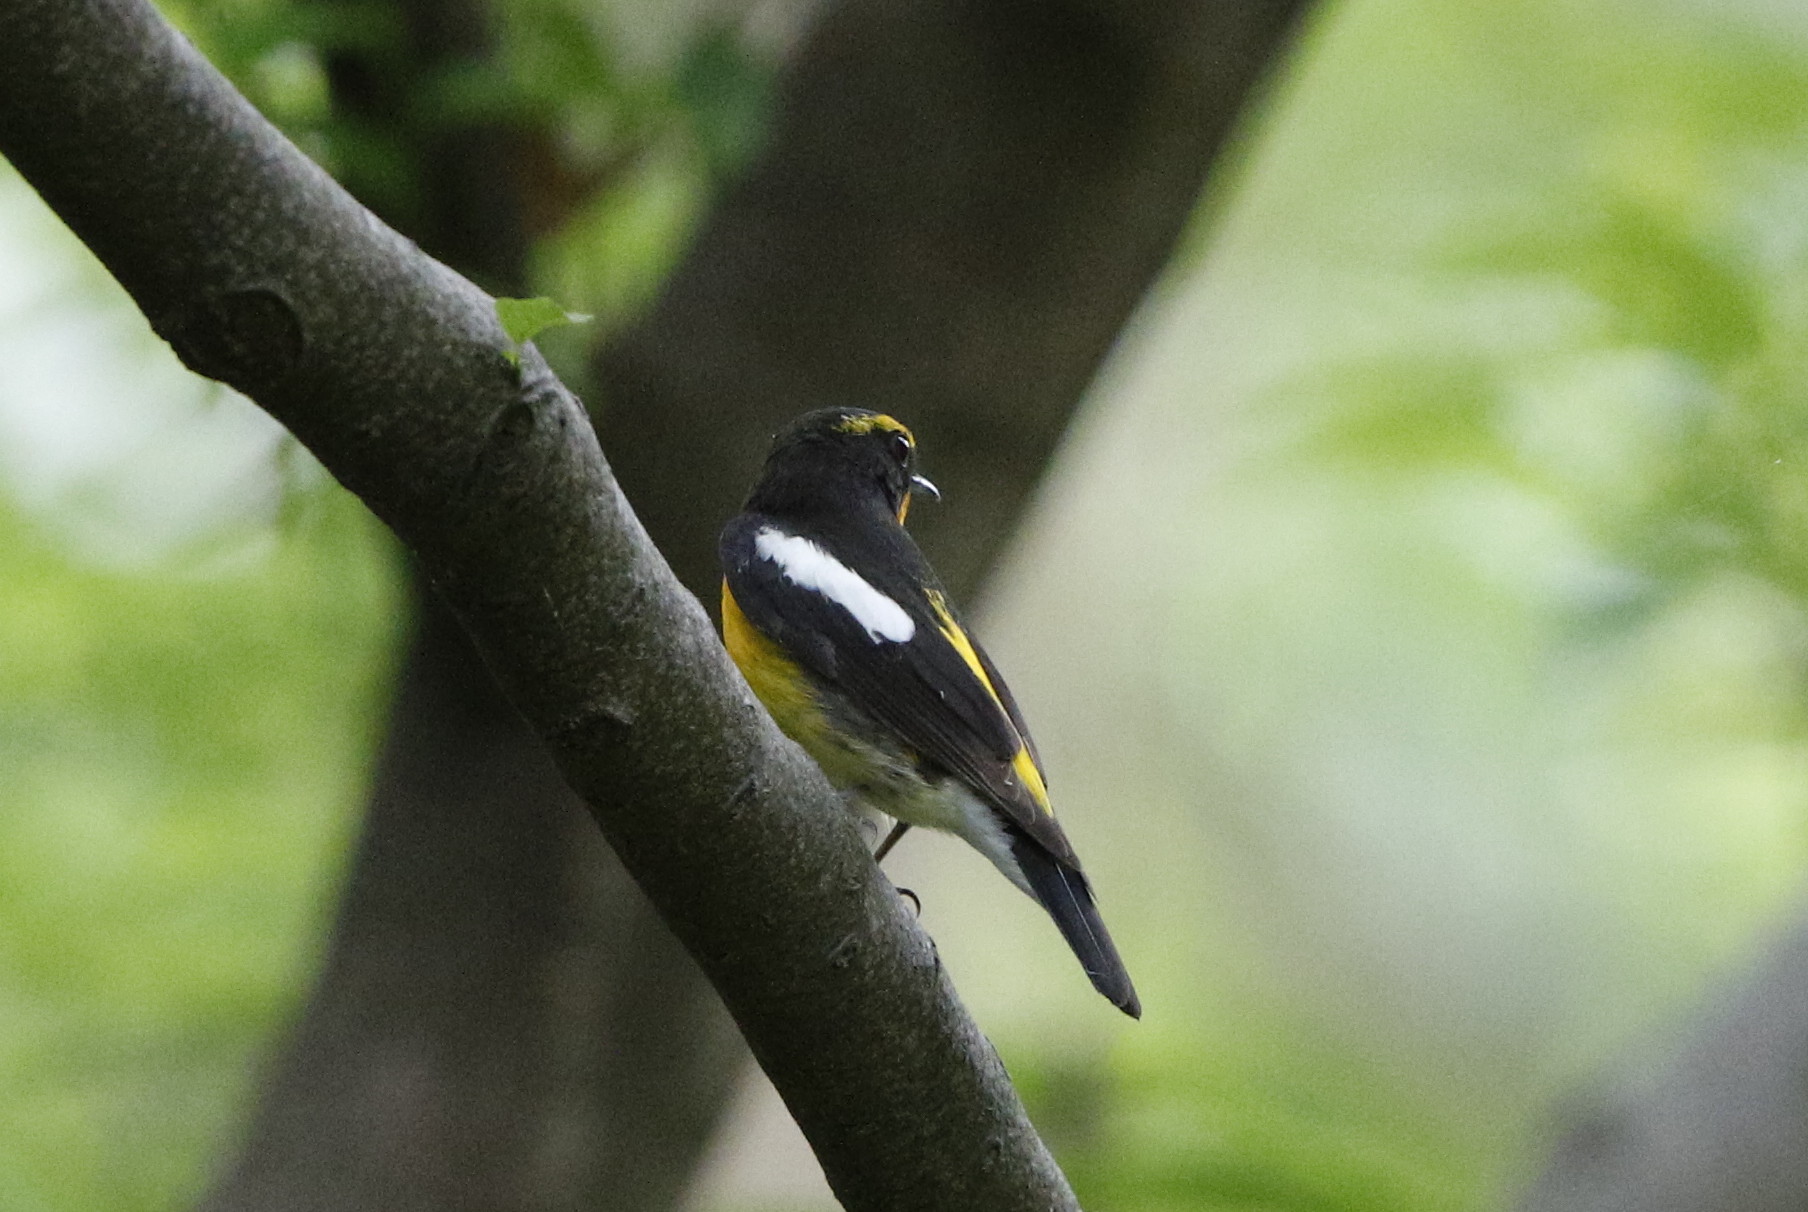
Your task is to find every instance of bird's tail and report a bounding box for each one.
[1010,833,1141,1018]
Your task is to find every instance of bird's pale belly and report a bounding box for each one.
[789,688,1031,895]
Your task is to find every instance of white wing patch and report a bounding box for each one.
[754,528,916,643]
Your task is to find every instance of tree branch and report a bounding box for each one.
[0,0,1076,1205]
[201,0,745,1204]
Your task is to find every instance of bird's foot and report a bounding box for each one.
[873,820,911,864]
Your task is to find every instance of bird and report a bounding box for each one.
[718,406,1140,1017]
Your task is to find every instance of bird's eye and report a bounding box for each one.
[889,433,912,464]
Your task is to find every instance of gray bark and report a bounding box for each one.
[0,1,1075,1205]
[198,0,745,1205]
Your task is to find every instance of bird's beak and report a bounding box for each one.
[910,474,941,502]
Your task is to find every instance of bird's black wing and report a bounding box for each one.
[721,514,1078,867]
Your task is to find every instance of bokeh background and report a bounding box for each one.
[6,0,1808,1208]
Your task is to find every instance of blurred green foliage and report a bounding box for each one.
[8,0,1808,1209]
[161,0,772,330]
[951,1,1808,1210]
[0,495,398,1212]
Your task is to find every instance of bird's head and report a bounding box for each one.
[747,407,940,525]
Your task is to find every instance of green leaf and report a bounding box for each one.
[495,296,592,365]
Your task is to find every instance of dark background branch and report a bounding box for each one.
[201,600,638,1212]
[1516,903,1808,1212]
[599,0,1311,601]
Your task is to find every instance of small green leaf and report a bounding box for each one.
[495,296,592,365]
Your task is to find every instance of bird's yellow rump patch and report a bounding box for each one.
[724,580,920,794]
[926,591,1052,814]
[723,582,826,741]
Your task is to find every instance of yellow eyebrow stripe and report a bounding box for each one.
[835,412,914,441]
[926,591,1052,815]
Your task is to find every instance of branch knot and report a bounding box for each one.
[162,285,304,387]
